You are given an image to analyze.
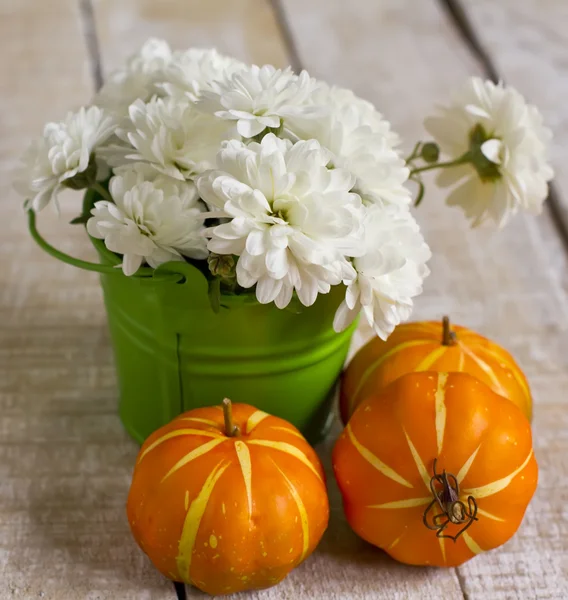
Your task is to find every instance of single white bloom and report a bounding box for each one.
[333,205,431,340]
[95,38,174,116]
[425,77,554,227]
[160,48,246,102]
[100,96,235,181]
[198,134,363,308]
[200,65,323,138]
[287,84,411,207]
[87,166,208,276]
[15,106,115,211]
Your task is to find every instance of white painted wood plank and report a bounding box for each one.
[92,0,290,72]
[0,2,122,599]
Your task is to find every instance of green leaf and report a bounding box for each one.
[69,213,90,225]
[208,278,222,314]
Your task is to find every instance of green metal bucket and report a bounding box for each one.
[28,199,356,444]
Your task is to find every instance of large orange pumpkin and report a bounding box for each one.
[340,317,531,423]
[333,372,537,567]
[127,400,329,595]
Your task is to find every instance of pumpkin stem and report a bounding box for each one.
[423,459,478,542]
[222,398,240,437]
[442,316,458,346]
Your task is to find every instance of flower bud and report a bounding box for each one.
[208,253,236,280]
[420,142,440,164]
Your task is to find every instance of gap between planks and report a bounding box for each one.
[78,0,104,92]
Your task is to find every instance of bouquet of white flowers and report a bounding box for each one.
[18,38,554,339]
[17,39,553,441]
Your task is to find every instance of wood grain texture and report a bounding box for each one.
[280,0,568,598]
[1,0,567,598]
[92,0,289,72]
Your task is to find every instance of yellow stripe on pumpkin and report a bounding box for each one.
[178,417,220,428]
[269,426,305,439]
[176,460,230,582]
[346,424,413,489]
[350,340,433,409]
[273,462,310,560]
[434,373,448,455]
[368,497,431,509]
[388,532,405,549]
[476,507,505,522]
[404,430,431,490]
[138,429,223,463]
[245,410,270,434]
[161,437,227,483]
[438,537,446,564]
[405,322,442,335]
[415,346,448,371]
[247,440,322,482]
[462,532,484,555]
[234,441,253,516]
[475,345,531,407]
[456,444,481,484]
[459,343,508,397]
[458,348,466,371]
[463,450,533,498]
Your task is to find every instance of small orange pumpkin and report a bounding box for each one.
[340,317,531,423]
[127,400,329,595]
[333,372,537,567]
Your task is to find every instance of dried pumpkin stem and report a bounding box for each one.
[222,398,240,437]
[442,316,457,346]
[423,459,478,542]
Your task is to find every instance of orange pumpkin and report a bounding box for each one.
[340,317,531,423]
[127,400,329,595]
[333,372,537,567]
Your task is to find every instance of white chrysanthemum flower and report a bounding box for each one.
[424,77,554,227]
[95,38,173,115]
[100,96,234,181]
[96,41,245,115]
[333,205,431,340]
[200,65,322,138]
[15,106,115,211]
[198,134,363,308]
[160,48,246,102]
[287,84,411,207]
[87,166,208,276]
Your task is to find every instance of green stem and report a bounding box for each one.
[91,181,113,203]
[409,153,471,177]
[405,142,422,164]
[413,178,426,207]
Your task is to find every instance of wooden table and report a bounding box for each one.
[1,1,567,598]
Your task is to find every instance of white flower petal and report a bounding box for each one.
[274,282,294,309]
[333,298,361,333]
[122,253,144,276]
[236,118,265,138]
[481,139,503,165]
[245,229,266,256]
[256,276,283,304]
